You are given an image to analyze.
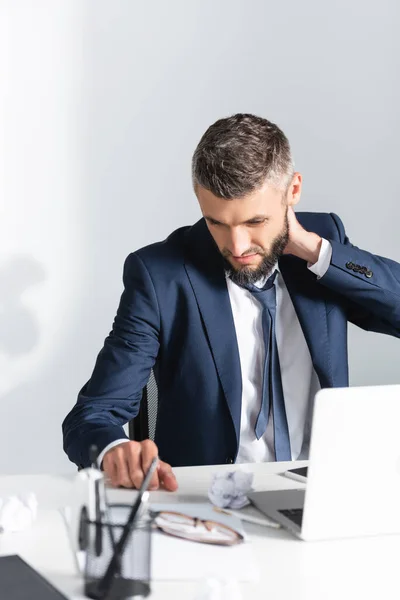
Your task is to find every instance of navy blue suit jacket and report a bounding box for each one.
[62,212,400,468]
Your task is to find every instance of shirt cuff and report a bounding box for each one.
[307,238,332,279]
[97,438,131,468]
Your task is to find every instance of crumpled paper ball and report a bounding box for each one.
[208,470,254,509]
[0,493,38,533]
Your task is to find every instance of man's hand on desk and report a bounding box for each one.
[102,439,178,491]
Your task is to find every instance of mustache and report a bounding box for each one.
[222,247,265,258]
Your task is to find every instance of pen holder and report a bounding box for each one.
[81,503,153,600]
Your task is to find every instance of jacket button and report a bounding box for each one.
[346,261,354,269]
[365,270,373,278]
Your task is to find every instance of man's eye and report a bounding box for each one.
[248,220,266,226]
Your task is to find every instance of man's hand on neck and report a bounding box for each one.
[283,206,322,265]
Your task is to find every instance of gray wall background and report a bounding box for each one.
[1,0,399,474]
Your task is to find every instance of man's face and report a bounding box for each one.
[196,176,301,285]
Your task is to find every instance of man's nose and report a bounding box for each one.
[227,228,251,257]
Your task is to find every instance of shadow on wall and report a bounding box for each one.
[0,255,46,355]
[0,255,53,474]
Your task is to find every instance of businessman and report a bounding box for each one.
[63,113,400,490]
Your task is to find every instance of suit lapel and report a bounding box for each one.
[184,220,242,444]
[279,255,333,388]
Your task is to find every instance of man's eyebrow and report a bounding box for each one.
[204,215,270,225]
[244,215,270,223]
[204,216,225,225]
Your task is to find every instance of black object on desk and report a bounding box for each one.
[283,466,308,483]
[0,554,68,600]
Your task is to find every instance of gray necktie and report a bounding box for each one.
[240,271,291,460]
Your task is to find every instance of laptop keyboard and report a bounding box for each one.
[279,508,304,528]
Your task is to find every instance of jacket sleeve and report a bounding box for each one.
[62,252,160,468]
[318,213,400,337]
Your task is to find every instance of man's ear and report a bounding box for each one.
[287,172,302,207]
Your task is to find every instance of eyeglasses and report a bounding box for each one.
[150,510,244,546]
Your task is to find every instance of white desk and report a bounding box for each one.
[0,462,399,599]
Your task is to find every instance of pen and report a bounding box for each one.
[213,506,281,529]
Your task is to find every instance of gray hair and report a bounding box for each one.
[192,113,294,199]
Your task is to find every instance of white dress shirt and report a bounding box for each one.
[98,239,332,466]
[232,239,332,463]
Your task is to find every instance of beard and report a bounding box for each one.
[222,209,289,286]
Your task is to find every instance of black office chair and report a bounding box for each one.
[128,371,158,442]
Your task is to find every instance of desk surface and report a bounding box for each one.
[0,461,398,600]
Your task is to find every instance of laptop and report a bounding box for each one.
[248,384,400,541]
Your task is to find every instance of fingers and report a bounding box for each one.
[158,460,178,491]
[102,440,172,490]
[125,442,145,489]
[287,205,296,218]
[103,455,119,488]
[140,439,160,491]
[103,443,135,488]
[287,205,303,231]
